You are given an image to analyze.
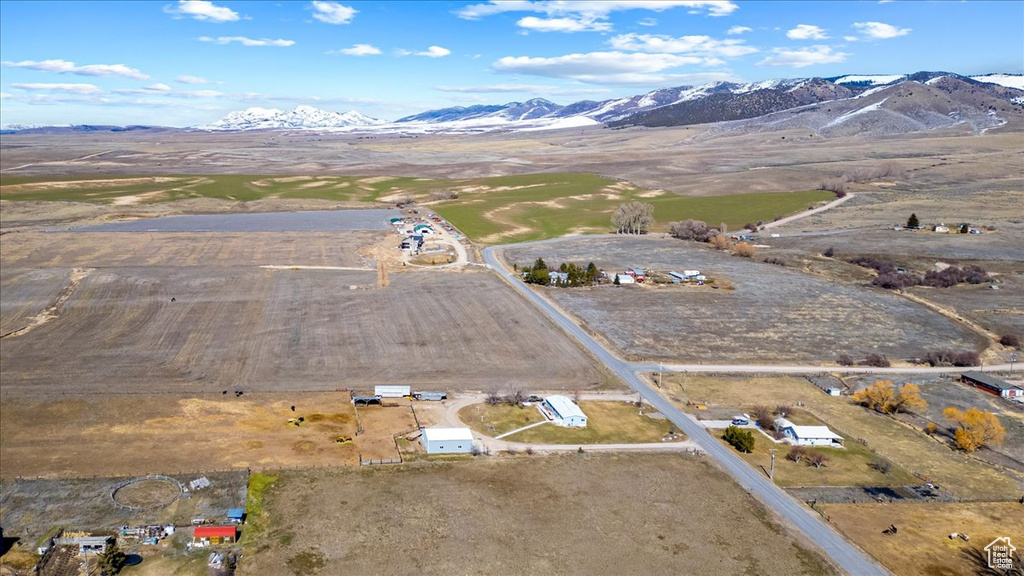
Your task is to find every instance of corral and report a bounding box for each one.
[239,454,838,576]
[0,230,607,398]
[504,236,985,364]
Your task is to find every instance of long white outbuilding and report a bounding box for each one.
[544,395,588,427]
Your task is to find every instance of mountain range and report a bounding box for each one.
[3,72,1022,136]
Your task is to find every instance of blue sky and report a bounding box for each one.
[1,0,1022,126]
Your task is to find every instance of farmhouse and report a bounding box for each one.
[543,395,588,428]
[193,526,236,545]
[774,418,844,447]
[961,371,1024,398]
[375,385,411,398]
[549,271,569,284]
[933,224,950,233]
[614,273,635,285]
[421,427,475,454]
[626,267,646,281]
[413,224,435,236]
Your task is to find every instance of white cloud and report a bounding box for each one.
[176,75,212,84]
[609,33,757,58]
[0,92,10,100]
[11,83,103,94]
[423,46,451,58]
[310,1,357,24]
[199,36,295,47]
[757,45,847,68]
[457,1,739,20]
[1,59,148,79]
[853,21,911,39]
[726,25,751,35]
[787,24,829,40]
[330,43,381,56]
[114,84,223,98]
[517,16,612,32]
[843,36,859,42]
[638,17,658,27]
[492,51,719,84]
[164,0,240,22]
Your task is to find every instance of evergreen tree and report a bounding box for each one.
[906,213,919,228]
[586,262,599,284]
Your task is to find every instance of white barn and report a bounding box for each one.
[421,427,475,454]
[774,418,844,447]
[544,395,588,428]
[375,385,411,398]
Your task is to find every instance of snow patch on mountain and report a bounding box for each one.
[203,106,385,130]
[971,74,1024,90]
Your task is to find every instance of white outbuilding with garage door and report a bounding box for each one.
[421,427,475,454]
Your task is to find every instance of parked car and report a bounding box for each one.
[731,417,749,426]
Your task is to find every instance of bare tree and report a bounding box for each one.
[806,451,831,469]
[572,388,582,403]
[485,383,503,406]
[612,202,654,235]
[429,189,458,201]
[507,382,527,405]
[669,219,719,242]
[394,192,414,206]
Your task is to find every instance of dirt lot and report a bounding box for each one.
[505,236,985,364]
[823,502,1024,576]
[0,231,607,397]
[240,454,838,576]
[0,392,424,479]
[0,471,247,544]
[662,374,1023,501]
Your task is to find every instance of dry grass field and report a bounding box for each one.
[240,454,839,576]
[0,393,412,479]
[504,236,985,364]
[662,374,1023,501]
[823,502,1024,576]
[459,400,681,443]
[0,231,607,397]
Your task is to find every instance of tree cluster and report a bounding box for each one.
[429,189,459,201]
[97,543,127,576]
[521,258,599,287]
[612,202,654,234]
[723,425,755,453]
[943,407,1005,452]
[852,380,927,414]
[924,349,981,367]
[669,219,720,242]
[787,446,830,468]
[921,265,989,288]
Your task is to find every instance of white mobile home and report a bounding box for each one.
[774,418,844,447]
[421,427,475,454]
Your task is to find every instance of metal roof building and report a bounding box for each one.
[374,385,411,398]
[544,395,588,428]
[421,427,475,454]
[962,371,1024,398]
[774,418,844,447]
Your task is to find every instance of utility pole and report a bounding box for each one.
[769,449,778,482]
[1011,353,1018,373]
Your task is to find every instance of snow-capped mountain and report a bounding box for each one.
[203,105,385,130]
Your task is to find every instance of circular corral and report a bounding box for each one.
[110,475,184,511]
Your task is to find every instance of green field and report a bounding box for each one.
[460,401,684,444]
[0,172,833,244]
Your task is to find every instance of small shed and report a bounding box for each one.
[961,371,1024,398]
[627,267,645,279]
[544,395,588,428]
[54,535,113,556]
[227,508,244,524]
[421,427,474,454]
[413,224,435,236]
[774,418,843,447]
[193,526,237,545]
[375,385,411,398]
[353,395,382,406]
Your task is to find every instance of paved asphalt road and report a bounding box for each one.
[483,244,891,576]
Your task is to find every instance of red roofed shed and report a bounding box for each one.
[193,525,236,544]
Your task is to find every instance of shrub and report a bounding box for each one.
[863,353,890,368]
[733,243,757,258]
[751,405,773,421]
[1000,333,1021,348]
[874,272,921,290]
[837,353,855,366]
[822,246,835,258]
[819,176,848,196]
[429,189,458,201]
[763,256,786,266]
[775,405,794,417]
[708,234,730,250]
[806,450,831,469]
[723,426,755,453]
[870,456,892,474]
[744,223,758,232]
[925,350,980,367]
[787,445,807,463]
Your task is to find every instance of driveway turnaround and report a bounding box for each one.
[483,243,890,576]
